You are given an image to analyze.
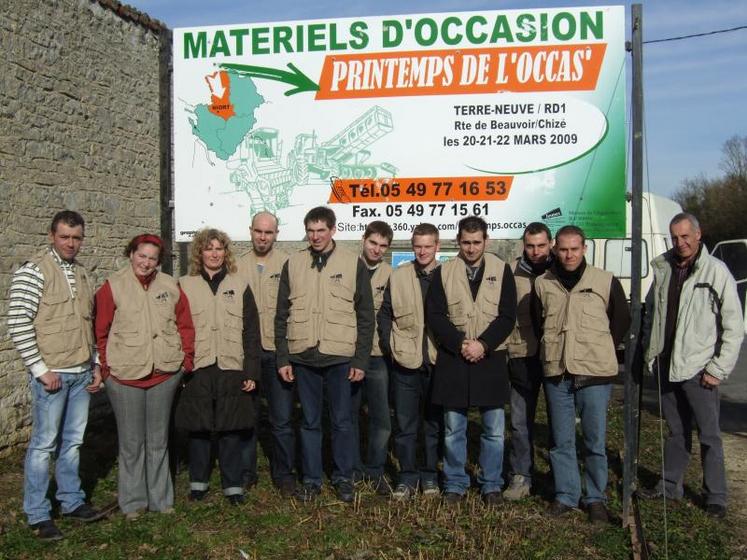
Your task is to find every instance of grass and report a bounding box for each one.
[0,391,742,559]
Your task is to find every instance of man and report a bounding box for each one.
[238,211,295,496]
[534,225,630,523]
[504,223,554,501]
[7,210,106,541]
[352,221,393,494]
[275,206,374,503]
[640,213,744,518]
[426,216,517,505]
[378,223,443,500]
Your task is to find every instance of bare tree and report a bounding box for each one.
[674,135,747,248]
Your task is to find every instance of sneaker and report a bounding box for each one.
[421,480,440,498]
[503,474,531,501]
[226,494,245,506]
[334,480,355,503]
[63,503,106,523]
[705,504,726,519]
[372,476,392,496]
[482,491,503,506]
[189,489,208,501]
[546,500,574,517]
[391,484,415,501]
[587,502,609,524]
[30,520,63,541]
[124,510,142,521]
[294,483,322,503]
[276,478,297,498]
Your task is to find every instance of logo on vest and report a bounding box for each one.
[330,273,344,284]
[485,275,498,286]
[222,288,236,301]
[155,291,170,303]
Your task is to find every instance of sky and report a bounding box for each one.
[126,0,747,198]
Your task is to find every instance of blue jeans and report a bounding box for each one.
[544,377,611,507]
[243,350,297,486]
[351,356,391,479]
[295,362,354,486]
[392,366,442,489]
[24,370,92,525]
[443,407,505,495]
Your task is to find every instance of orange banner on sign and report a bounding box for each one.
[316,44,606,100]
[328,177,514,203]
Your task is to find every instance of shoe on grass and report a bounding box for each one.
[546,500,574,517]
[587,502,609,524]
[334,480,355,503]
[373,475,392,496]
[482,491,503,506]
[442,492,465,505]
[421,480,440,497]
[189,489,208,501]
[30,520,63,541]
[63,503,106,523]
[705,504,726,519]
[276,478,297,498]
[226,494,245,506]
[391,484,415,501]
[503,474,531,501]
[294,483,321,503]
[637,486,681,501]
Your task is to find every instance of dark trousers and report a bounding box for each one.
[295,362,354,486]
[242,350,297,486]
[351,356,391,479]
[507,355,549,481]
[659,366,727,506]
[189,430,250,496]
[392,364,442,489]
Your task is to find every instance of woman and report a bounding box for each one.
[95,234,195,519]
[175,228,261,505]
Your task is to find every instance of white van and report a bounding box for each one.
[589,192,683,301]
[711,239,747,334]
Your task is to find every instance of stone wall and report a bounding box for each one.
[0,0,166,455]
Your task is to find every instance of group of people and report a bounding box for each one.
[8,206,743,542]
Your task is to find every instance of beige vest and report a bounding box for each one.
[368,261,392,357]
[389,262,438,369]
[180,272,248,371]
[535,264,617,377]
[507,259,539,359]
[441,253,507,350]
[286,246,359,357]
[106,266,184,380]
[30,251,93,369]
[238,248,288,351]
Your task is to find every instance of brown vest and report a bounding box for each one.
[368,260,392,357]
[441,253,507,350]
[507,258,539,358]
[286,246,359,357]
[106,266,184,380]
[238,248,288,351]
[389,262,438,369]
[180,272,248,371]
[30,251,93,369]
[535,265,617,377]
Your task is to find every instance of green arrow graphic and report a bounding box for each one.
[219,62,320,97]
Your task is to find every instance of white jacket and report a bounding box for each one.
[643,246,744,381]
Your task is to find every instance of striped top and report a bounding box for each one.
[6,248,90,377]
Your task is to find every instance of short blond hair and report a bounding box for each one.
[189,228,237,275]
